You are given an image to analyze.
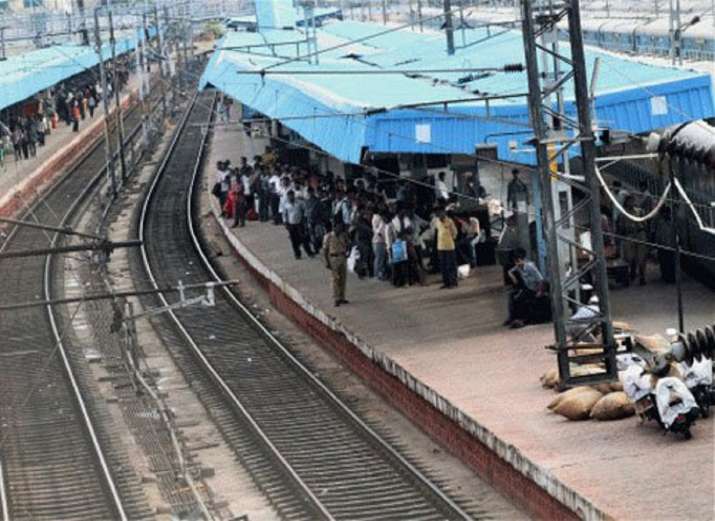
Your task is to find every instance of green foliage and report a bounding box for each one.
[203,21,225,40]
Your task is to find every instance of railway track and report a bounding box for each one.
[136,90,477,520]
[0,95,158,521]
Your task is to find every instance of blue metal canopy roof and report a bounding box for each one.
[199,20,714,164]
[0,27,153,112]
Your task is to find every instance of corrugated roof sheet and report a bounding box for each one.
[200,19,714,163]
[0,28,150,111]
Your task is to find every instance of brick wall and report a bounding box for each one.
[218,220,604,521]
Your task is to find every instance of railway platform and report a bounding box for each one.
[204,125,714,521]
[0,71,147,220]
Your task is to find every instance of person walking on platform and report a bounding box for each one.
[231,170,247,228]
[11,126,23,161]
[79,93,87,120]
[323,220,350,307]
[19,120,29,160]
[282,190,313,259]
[72,101,80,133]
[27,120,38,158]
[88,93,96,118]
[618,195,648,286]
[238,156,254,216]
[269,169,283,224]
[257,168,271,222]
[212,161,229,214]
[507,168,529,210]
[434,207,458,289]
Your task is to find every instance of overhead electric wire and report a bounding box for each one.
[595,163,672,222]
[235,66,523,75]
[262,4,477,71]
[674,178,715,237]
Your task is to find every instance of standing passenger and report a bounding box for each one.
[282,190,313,259]
[323,220,350,307]
[618,195,648,286]
[434,207,458,289]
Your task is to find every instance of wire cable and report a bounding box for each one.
[674,177,715,237]
[594,162,672,222]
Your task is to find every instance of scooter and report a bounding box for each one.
[680,358,713,418]
[620,362,700,439]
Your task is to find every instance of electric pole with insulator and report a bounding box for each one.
[108,8,127,183]
[521,0,616,387]
[93,8,117,199]
[443,0,455,55]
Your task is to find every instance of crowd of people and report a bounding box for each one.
[0,61,130,170]
[212,151,490,307]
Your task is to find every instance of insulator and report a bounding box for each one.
[695,329,708,362]
[705,326,715,360]
[660,120,715,170]
[687,331,698,359]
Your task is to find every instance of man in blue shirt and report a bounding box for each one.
[504,248,548,329]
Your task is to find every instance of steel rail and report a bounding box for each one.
[43,169,129,521]
[185,131,473,521]
[138,90,473,518]
[0,459,7,521]
[0,88,161,521]
[138,90,336,521]
[0,104,118,521]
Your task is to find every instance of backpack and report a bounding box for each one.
[391,239,407,264]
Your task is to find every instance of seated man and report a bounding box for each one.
[566,295,600,342]
[504,248,549,329]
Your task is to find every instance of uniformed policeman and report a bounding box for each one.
[323,221,350,307]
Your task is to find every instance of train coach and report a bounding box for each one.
[604,120,715,287]
[575,15,715,61]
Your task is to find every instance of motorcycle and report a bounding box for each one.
[680,358,713,418]
[620,361,700,439]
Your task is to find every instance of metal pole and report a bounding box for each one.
[521,0,567,367]
[675,0,682,65]
[417,0,423,31]
[566,0,615,353]
[669,0,676,64]
[93,8,117,199]
[137,14,148,146]
[443,0,455,55]
[108,9,127,184]
[181,11,190,89]
[154,6,168,120]
[0,27,6,60]
[382,0,388,24]
[188,2,195,59]
[77,0,89,45]
[668,158,685,332]
[459,1,466,46]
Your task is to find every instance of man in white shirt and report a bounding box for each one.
[372,211,389,280]
[566,296,600,342]
[213,160,230,213]
[435,171,450,202]
[282,190,314,259]
[278,176,293,218]
[333,191,352,227]
[269,170,283,224]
